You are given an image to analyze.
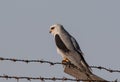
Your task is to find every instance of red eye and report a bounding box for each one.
[51,27,55,30]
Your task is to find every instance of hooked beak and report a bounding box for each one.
[49,30,52,33]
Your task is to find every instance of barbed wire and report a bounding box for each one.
[0,57,120,73]
[0,75,118,82]
[90,66,120,73]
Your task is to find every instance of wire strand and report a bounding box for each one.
[0,75,118,82]
[0,57,120,73]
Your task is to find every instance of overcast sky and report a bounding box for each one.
[0,0,120,82]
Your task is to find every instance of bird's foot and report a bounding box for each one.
[62,58,70,64]
[62,58,72,67]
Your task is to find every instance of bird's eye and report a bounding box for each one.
[51,27,55,30]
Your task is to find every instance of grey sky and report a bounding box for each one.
[0,0,120,82]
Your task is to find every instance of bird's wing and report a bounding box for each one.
[55,34,70,53]
[70,36,82,53]
[70,36,91,70]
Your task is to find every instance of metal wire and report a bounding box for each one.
[0,75,118,82]
[0,57,120,73]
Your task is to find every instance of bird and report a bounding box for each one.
[49,24,107,81]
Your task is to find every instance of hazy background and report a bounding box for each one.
[0,0,120,82]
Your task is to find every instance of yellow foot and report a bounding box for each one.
[62,58,70,64]
[62,58,72,68]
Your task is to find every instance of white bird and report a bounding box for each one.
[49,24,106,81]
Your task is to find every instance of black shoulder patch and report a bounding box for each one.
[55,34,69,52]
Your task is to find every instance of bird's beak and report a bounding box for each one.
[49,30,51,33]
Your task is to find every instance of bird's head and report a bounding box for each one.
[49,24,63,36]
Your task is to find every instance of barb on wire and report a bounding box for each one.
[0,57,120,73]
[0,75,117,82]
[90,66,120,73]
[0,57,61,65]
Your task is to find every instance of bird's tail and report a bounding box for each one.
[83,73,107,82]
